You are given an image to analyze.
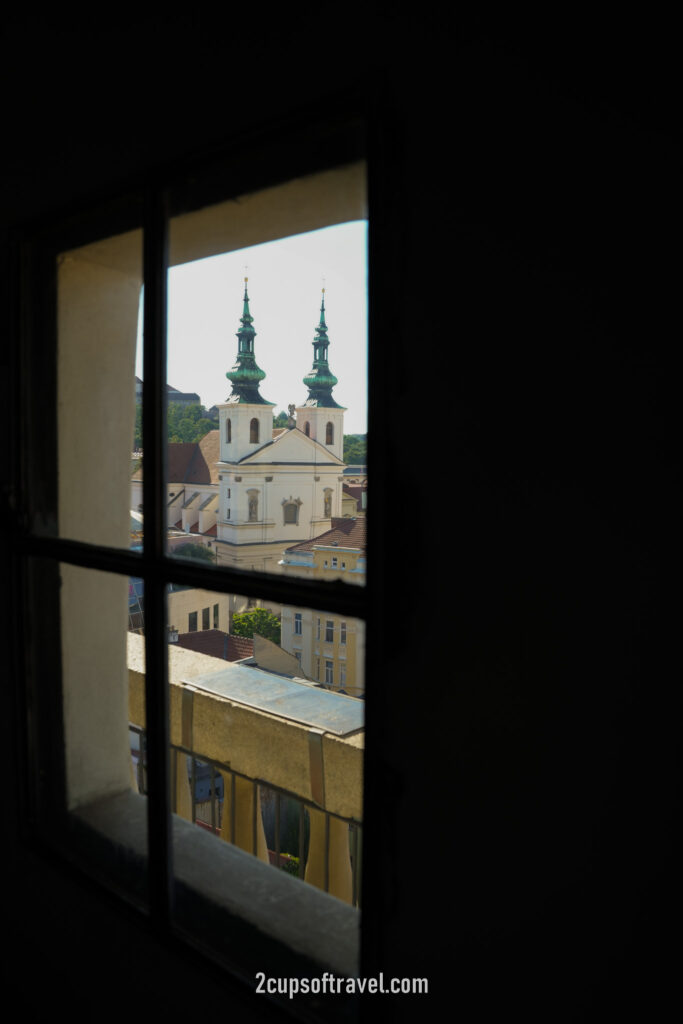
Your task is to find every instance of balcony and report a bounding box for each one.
[127,633,363,906]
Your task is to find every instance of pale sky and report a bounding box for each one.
[136,220,368,435]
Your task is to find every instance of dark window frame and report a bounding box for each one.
[12,107,383,1016]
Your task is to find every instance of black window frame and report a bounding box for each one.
[12,108,381,1007]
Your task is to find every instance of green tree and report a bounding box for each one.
[343,434,367,464]
[273,410,288,429]
[232,607,281,645]
[173,542,216,564]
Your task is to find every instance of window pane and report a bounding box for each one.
[165,584,364,944]
[48,559,149,905]
[163,167,367,585]
[57,229,143,548]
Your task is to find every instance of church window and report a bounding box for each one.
[326,421,334,445]
[282,497,301,525]
[226,418,231,443]
[249,418,259,443]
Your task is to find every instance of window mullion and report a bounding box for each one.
[142,186,173,926]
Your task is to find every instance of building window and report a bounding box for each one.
[19,140,368,997]
[226,418,231,443]
[250,417,259,443]
[316,617,321,640]
[332,556,338,568]
[282,497,301,525]
[326,421,334,445]
[294,612,302,636]
[213,603,219,629]
[340,663,347,687]
[325,660,334,686]
[325,620,334,642]
[340,621,347,645]
[304,421,310,436]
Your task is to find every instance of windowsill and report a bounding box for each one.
[73,789,360,989]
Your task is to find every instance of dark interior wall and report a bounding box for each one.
[1,12,679,1021]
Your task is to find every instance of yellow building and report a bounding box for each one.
[279,518,366,697]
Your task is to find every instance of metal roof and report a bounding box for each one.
[186,664,364,737]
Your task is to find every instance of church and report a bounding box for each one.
[192,279,347,572]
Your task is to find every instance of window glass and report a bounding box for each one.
[165,585,364,920]
[162,169,367,584]
[58,229,143,548]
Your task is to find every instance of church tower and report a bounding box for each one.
[218,278,275,463]
[296,289,345,461]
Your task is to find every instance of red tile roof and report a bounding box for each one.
[133,430,221,485]
[175,630,254,661]
[285,517,366,553]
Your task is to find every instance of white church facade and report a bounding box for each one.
[213,279,347,573]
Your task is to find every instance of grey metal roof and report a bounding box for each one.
[186,664,364,737]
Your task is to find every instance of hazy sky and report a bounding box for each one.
[136,220,368,435]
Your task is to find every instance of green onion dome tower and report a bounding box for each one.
[219,278,274,464]
[297,289,346,461]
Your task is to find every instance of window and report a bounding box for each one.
[316,617,321,640]
[304,421,310,436]
[340,663,347,688]
[341,621,347,645]
[213,603,219,629]
[294,612,302,636]
[282,498,301,525]
[326,421,334,445]
[225,418,231,443]
[332,556,338,568]
[325,620,334,642]
[18,136,368,1004]
[325,660,334,686]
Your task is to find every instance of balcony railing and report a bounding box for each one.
[127,632,364,906]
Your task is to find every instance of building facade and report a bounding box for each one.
[279,517,366,696]
[215,282,347,573]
